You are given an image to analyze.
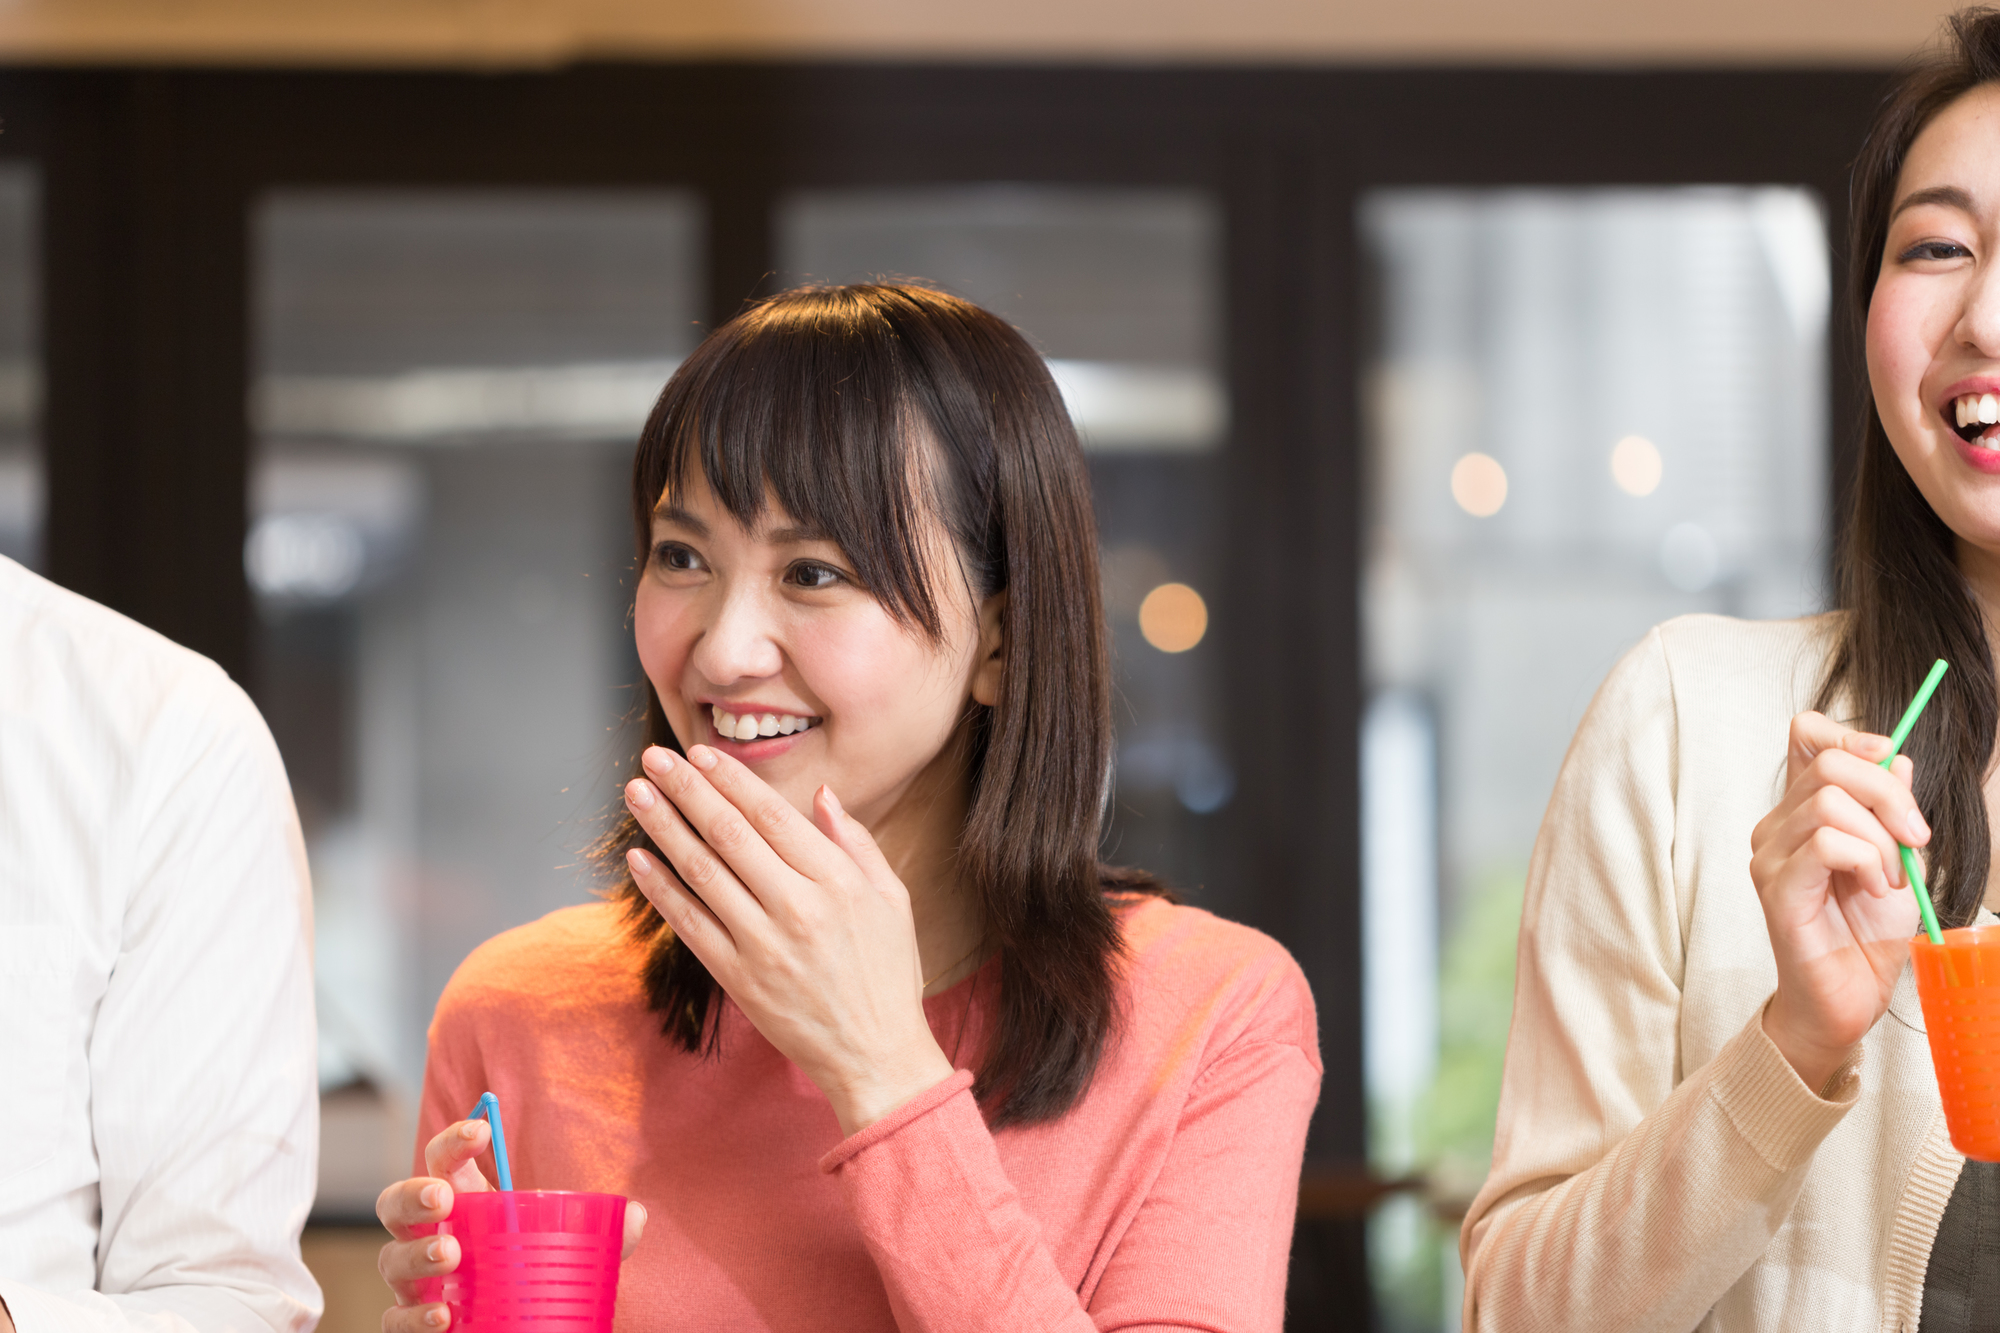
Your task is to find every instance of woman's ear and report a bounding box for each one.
[971,588,1008,707]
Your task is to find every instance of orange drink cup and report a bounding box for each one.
[1913,925,2000,1161]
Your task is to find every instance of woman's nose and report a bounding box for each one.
[688,587,784,684]
[1958,259,2000,356]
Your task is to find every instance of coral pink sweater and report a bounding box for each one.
[417,895,1320,1332]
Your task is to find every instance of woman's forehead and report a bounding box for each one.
[1899,85,2000,208]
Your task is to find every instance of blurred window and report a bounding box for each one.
[779,185,1229,889]
[0,167,39,571]
[251,189,703,1215]
[1359,187,1829,1329]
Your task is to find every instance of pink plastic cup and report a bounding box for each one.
[417,1191,626,1333]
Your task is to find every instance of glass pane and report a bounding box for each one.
[779,186,1229,890]
[251,189,704,1215]
[1359,187,1829,1331]
[0,168,40,571]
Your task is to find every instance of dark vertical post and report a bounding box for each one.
[1221,126,1372,1331]
[44,72,251,682]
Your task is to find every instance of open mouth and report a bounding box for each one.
[1950,392,2000,446]
[710,705,822,741]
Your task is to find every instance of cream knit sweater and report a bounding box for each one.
[1460,613,1967,1333]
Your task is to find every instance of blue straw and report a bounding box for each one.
[470,1092,514,1191]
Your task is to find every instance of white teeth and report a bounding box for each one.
[1981,394,1997,424]
[1960,398,1973,427]
[707,707,818,740]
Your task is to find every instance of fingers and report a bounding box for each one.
[378,1229,460,1303]
[666,745,851,882]
[622,1201,648,1260]
[422,1120,498,1191]
[1786,711,1853,784]
[625,757,780,918]
[1766,778,1912,892]
[378,1175,459,1241]
[813,785,897,886]
[627,846,739,974]
[1765,824,1900,909]
[383,1302,450,1333]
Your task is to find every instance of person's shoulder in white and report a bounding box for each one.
[0,551,253,734]
[0,555,322,1333]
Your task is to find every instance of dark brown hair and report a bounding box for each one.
[1821,8,2000,927]
[598,282,1169,1126]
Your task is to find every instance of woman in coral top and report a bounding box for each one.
[371,283,1320,1332]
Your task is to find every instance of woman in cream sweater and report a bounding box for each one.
[1462,11,2000,1330]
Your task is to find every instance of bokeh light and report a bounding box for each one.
[1139,582,1208,653]
[1610,434,1663,496]
[1450,453,1507,517]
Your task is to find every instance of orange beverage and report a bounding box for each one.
[1912,925,2000,1161]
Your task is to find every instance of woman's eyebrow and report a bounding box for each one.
[764,522,832,544]
[651,502,708,537]
[1892,183,1977,220]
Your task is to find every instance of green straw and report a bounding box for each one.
[1879,658,1948,945]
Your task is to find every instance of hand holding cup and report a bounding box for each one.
[375,1120,646,1333]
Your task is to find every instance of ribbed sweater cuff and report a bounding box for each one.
[819,1069,976,1173]
[1708,1001,1860,1174]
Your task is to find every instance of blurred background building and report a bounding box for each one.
[0,1,1947,1328]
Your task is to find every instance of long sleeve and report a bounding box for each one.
[0,674,321,1333]
[823,1037,1319,1333]
[1459,626,1858,1332]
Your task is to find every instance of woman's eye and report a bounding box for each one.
[1901,240,1973,262]
[653,542,703,573]
[787,560,846,590]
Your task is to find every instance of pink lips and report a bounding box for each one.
[1954,435,2000,475]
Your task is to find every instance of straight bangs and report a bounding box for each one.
[608,281,1170,1127]
[630,284,1006,641]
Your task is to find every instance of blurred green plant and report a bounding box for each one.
[1370,863,1526,1332]
[1421,865,1526,1193]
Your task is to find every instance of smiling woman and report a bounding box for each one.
[1458,10,2000,1331]
[369,283,1321,1333]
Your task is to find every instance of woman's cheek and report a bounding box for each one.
[1866,279,1936,446]
[634,586,692,702]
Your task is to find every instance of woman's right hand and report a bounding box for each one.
[375,1120,647,1333]
[1749,711,1928,1094]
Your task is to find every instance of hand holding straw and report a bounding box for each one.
[1879,658,1948,945]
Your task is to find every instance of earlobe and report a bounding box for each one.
[971,589,1008,707]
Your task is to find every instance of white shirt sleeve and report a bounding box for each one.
[0,672,321,1333]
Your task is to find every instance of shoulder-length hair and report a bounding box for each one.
[597,282,1168,1126]
[1821,7,2000,928]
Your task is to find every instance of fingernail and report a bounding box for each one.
[421,1183,442,1209]
[822,785,843,815]
[427,1308,448,1328]
[626,848,649,876]
[426,1240,441,1261]
[1910,811,1931,841]
[460,1122,479,1140]
[644,746,674,774]
[626,779,656,810]
[688,745,718,770]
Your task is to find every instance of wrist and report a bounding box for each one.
[827,1043,956,1138]
[1761,1000,1856,1096]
